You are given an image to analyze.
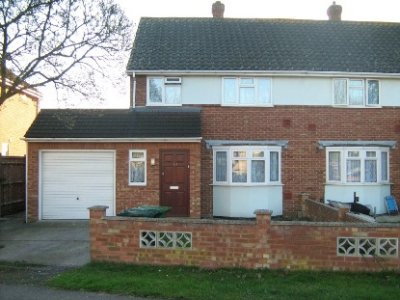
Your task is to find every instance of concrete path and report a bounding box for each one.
[0,284,149,300]
[0,214,90,266]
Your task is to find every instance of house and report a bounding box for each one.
[0,71,40,156]
[25,2,400,221]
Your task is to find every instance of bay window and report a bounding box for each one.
[222,77,272,106]
[326,147,389,184]
[333,78,380,106]
[213,146,281,185]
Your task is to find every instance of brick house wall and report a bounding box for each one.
[0,94,38,156]
[27,142,201,222]
[89,207,400,271]
[134,80,400,218]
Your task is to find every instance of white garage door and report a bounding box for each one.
[40,151,115,219]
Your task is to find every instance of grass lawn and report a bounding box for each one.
[48,262,400,300]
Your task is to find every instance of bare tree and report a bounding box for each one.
[0,0,132,105]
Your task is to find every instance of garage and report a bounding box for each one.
[40,151,115,219]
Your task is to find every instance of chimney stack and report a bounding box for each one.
[327,1,342,21]
[212,1,225,18]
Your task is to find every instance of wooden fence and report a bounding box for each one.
[0,156,26,216]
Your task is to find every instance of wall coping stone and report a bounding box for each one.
[88,205,109,211]
[271,220,400,228]
[104,216,256,225]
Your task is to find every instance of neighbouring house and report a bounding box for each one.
[25,2,400,221]
[0,72,40,156]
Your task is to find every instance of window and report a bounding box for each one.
[326,147,389,184]
[129,150,146,185]
[333,79,380,106]
[222,77,272,106]
[213,146,280,185]
[148,77,181,105]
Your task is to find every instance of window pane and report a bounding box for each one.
[251,160,265,183]
[270,152,279,182]
[240,78,254,85]
[239,87,255,104]
[165,85,181,104]
[381,152,388,181]
[348,151,359,157]
[130,161,145,183]
[216,151,227,182]
[232,160,247,182]
[223,78,237,104]
[149,78,163,103]
[366,151,376,157]
[365,160,377,182]
[334,79,347,105]
[367,80,379,105]
[349,80,364,105]
[252,150,264,158]
[258,79,271,104]
[328,151,341,181]
[346,160,361,182]
[131,151,144,159]
[233,151,246,158]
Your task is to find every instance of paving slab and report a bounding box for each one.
[0,214,90,266]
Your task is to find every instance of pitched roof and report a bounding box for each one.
[127,17,400,73]
[25,108,201,139]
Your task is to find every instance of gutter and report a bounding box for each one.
[23,137,203,143]
[126,69,400,79]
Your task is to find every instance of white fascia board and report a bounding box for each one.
[24,137,202,143]
[5,78,42,99]
[128,69,400,79]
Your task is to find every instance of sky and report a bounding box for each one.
[40,0,400,109]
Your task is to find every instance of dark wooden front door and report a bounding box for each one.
[160,150,190,217]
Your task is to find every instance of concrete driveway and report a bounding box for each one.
[0,213,90,266]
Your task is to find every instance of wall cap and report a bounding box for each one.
[88,205,109,211]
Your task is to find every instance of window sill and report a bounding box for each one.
[331,105,382,109]
[129,183,147,187]
[211,183,283,187]
[325,182,392,186]
[146,103,182,106]
[221,104,273,108]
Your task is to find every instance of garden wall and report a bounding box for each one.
[89,206,400,271]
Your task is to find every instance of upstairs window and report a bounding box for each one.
[222,77,272,106]
[148,77,181,105]
[326,147,389,184]
[213,146,281,185]
[333,79,379,106]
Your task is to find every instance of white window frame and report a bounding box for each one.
[326,147,389,185]
[332,78,380,107]
[222,77,272,106]
[213,146,281,186]
[147,77,182,106]
[129,150,147,186]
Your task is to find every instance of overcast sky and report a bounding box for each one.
[41,0,400,109]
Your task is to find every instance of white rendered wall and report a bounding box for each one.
[324,184,391,214]
[213,185,283,218]
[179,76,400,107]
[181,77,221,104]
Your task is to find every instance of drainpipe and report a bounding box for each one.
[129,75,136,109]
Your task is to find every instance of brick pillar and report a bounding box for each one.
[337,207,349,222]
[88,205,108,219]
[299,193,310,218]
[254,209,272,268]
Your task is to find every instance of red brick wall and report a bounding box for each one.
[199,105,400,217]
[89,207,400,271]
[27,142,201,221]
[135,75,146,106]
[302,196,368,223]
